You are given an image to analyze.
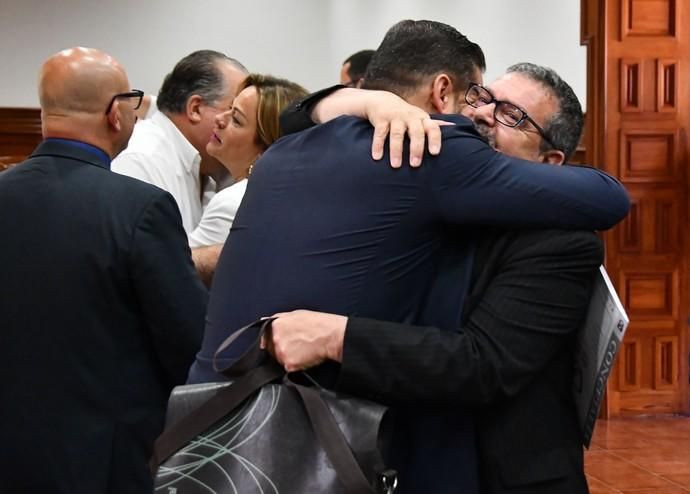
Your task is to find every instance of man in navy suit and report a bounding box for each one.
[191,21,629,493]
[0,47,207,494]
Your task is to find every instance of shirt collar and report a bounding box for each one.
[153,112,202,173]
[45,138,111,169]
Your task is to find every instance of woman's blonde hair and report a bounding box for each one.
[239,74,309,150]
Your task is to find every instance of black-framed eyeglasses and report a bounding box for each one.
[464,82,560,151]
[105,89,144,115]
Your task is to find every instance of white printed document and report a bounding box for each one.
[573,266,629,448]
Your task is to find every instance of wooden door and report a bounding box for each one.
[582,0,689,415]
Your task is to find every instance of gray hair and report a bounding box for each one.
[506,63,583,160]
[157,50,247,114]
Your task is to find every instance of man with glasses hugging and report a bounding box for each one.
[201,20,628,493]
[262,62,608,493]
[464,63,580,166]
[0,47,207,494]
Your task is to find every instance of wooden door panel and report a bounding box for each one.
[583,0,689,415]
[656,59,679,112]
[617,187,681,256]
[619,129,679,182]
[622,0,678,38]
[618,58,679,113]
[619,269,678,319]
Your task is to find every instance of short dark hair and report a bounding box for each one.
[506,63,583,160]
[361,20,485,98]
[157,50,248,114]
[343,49,375,83]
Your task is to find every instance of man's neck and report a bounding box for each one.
[43,120,115,159]
[200,154,230,181]
[165,111,199,153]
[403,94,437,114]
[163,111,227,182]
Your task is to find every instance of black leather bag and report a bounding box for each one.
[151,319,397,494]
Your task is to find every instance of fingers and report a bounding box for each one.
[261,333,276,361]
[424,118,445,156]
[283,362,303,373]
[388,120,407,168]
[372,116,448,168]
[269,330,305,373]
[406,118,426,167]
[371,122,389,162]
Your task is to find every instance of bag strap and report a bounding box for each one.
[292,381,377,494]
[213,317,277,376]
[149,358,284,473]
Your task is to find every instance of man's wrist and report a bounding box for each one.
[191,244,222,288]
[313,87,368,123]
[326,314,348,362]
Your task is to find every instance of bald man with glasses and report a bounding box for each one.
[262,63,606,494]
[0,47,207,494]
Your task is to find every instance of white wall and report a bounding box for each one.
[0,0,586,108]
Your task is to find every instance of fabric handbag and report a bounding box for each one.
[151,318,397,494]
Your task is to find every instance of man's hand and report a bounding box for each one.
[311,88,448,168]
[362,90,448,168]
[262,310,347,372]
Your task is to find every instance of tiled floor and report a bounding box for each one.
[586,415,690,493]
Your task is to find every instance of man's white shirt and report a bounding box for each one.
[112,111,210,233]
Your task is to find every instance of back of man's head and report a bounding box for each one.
[506,63,583,160]
[40,48,122,115]
[342,49,375,86]
[157,50,247,114]
[39,47,135,157]
[362,20,485,99]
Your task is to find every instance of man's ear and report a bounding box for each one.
[430,73,454,114]
[107,100,122,132]
[186,94,204,123]
[541,149,566,165]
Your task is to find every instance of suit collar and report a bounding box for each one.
[430,113,475,127]
[32,139,111,170]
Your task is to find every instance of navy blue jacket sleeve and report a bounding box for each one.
[279,85,345,135]
[129,191,208,387]
[430,121,630,230]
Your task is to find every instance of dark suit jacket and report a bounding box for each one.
[0,140,208,494]
[339,229,602,494]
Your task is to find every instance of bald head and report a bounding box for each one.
[39,47,138,158]
[40,47,129,115]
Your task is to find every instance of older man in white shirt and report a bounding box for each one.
[113,50,247,233]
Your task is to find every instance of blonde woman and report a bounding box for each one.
[188,75,308,247]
